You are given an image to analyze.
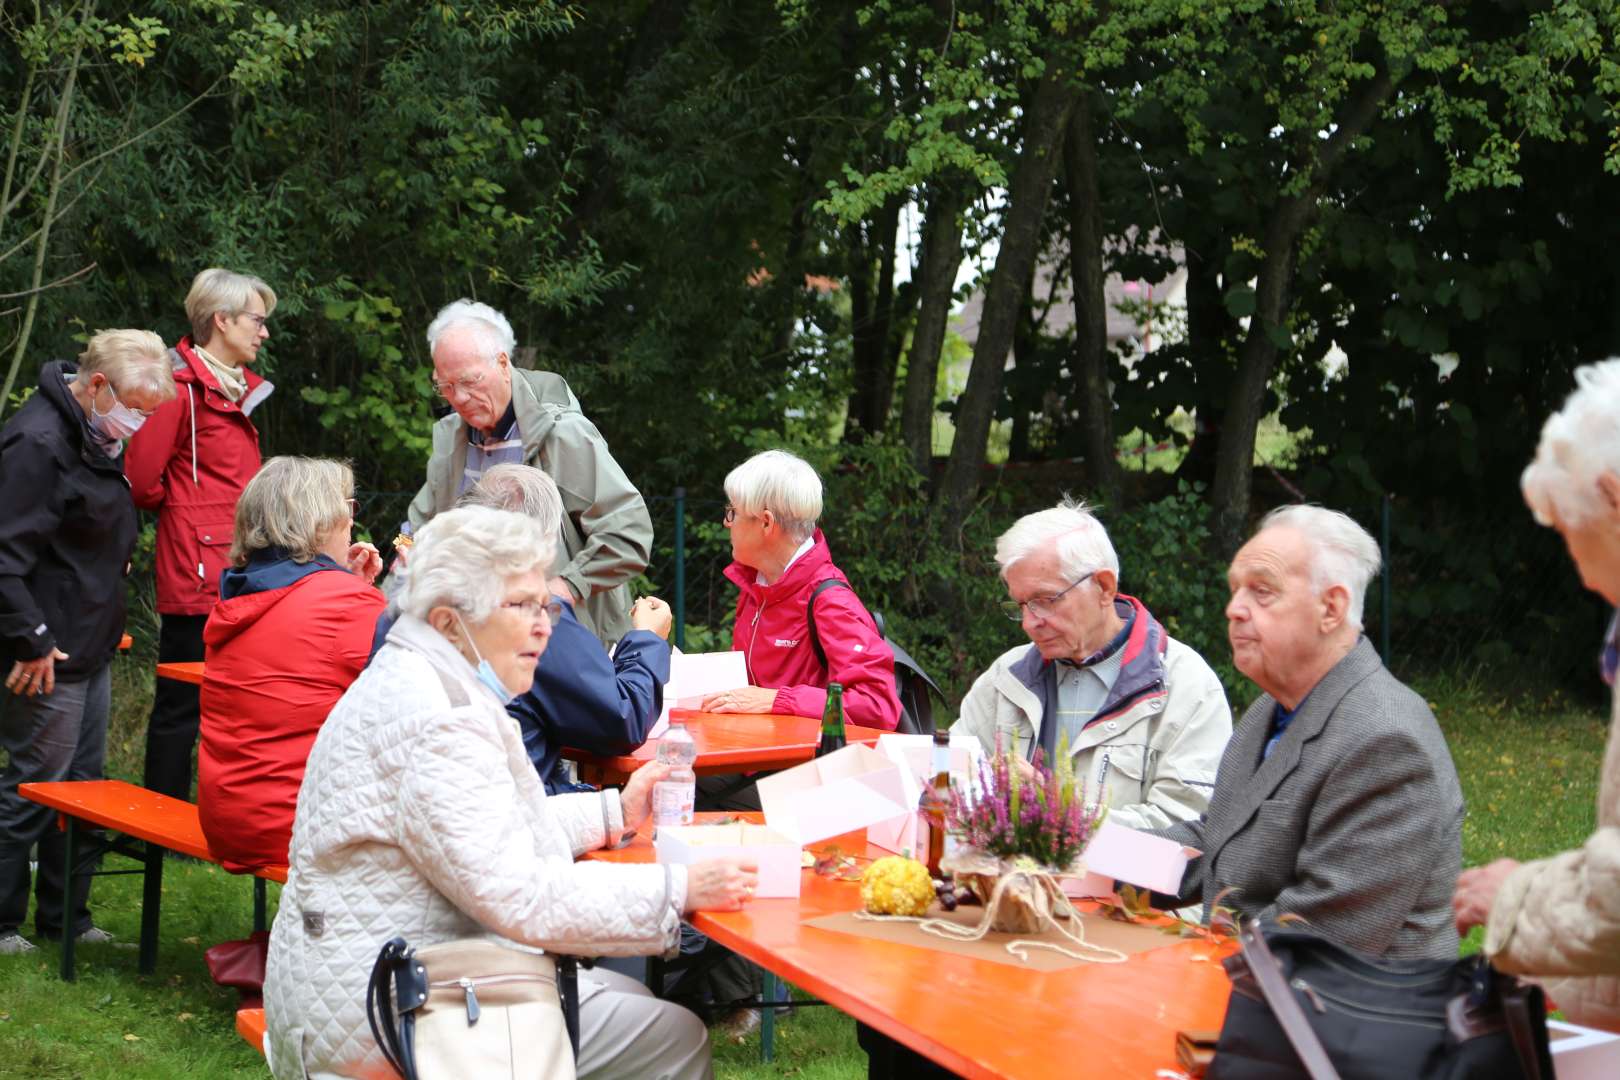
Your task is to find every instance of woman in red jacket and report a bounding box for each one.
[197,456,383,873]
[701,449,901,731]
[125,268,276,801]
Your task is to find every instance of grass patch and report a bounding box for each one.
[2,666,1607,1075]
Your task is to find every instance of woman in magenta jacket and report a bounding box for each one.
[701,449,900,730]
[197,457,383,873]
[125,269,276,801]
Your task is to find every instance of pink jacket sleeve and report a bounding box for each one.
[772,586,902,731]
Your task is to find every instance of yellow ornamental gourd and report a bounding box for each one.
[860,855,935,917]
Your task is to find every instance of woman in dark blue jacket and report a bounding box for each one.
[0,330,174,955]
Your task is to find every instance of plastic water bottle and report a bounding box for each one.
[651,718,697,828]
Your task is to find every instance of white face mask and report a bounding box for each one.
[453,612,514,705]
[90,382,148,440]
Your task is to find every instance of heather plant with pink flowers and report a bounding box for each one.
[946,741,1104,871]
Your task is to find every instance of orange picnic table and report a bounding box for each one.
[590,816,1236,1079]
[155,660,205,685]
[119,633,132,650]
[563,710,890,786]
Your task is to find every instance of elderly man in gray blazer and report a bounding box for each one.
[1157,505,1465,961]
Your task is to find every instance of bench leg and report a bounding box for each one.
[253,876,268,934]
[139,840,164,974]
[59,817,79,981]
[761,970,780,1063]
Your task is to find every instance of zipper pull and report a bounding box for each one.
[1291,977,1326,1014]
[459,977,480,1025]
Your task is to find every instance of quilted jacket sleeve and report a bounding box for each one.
[393,704,685,956]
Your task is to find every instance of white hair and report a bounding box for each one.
[723,450,822,544]
[426,299,516,367]
[1258,504,1381,628]
[457,463,564,548]
[1522,358,1620,528]
[994,497,1121,583]
[398,506,555,623]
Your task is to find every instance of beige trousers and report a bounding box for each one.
[575,967,712,1080]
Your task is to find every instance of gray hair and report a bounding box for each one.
[457,463,564,544]
[229,457,353,568]
[1522,358,1620,528]
[723,449,822,544]
[186,268,276,344]
[426,299,515,367]
[79,328,176,400]
[399,506,555,624]
[994,496,1121,582]
[1258,504,1381,628]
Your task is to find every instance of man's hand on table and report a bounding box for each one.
[701,686,778,713]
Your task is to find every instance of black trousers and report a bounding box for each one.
[856,1023,963,1078]
[143,614,205,801]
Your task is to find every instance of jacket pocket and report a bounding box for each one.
[1092,742,1149,808]
[193,524,233,597]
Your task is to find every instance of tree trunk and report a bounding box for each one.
[900,183,965,475]
[936,69,1080,537]
[846,194,903,442]
[1208,66,1398,552]
[1061,90,1121,508]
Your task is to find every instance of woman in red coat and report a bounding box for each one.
[197,457,383,873]
[125,269,277,802]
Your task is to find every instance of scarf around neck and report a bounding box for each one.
[195,343,248,402]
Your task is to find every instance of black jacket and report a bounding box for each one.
[0,360,138,679]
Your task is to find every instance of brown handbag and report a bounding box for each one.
[367,936,578,1080]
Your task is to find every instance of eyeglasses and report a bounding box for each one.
[235,312,269,330]
[431,369,489,399]
[346,498,359,519]
[502,596,564,622]
[723,506,761,526]
[102,380,159,419]
[999,571,1096,621]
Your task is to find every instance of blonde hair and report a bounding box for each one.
[78,329,176,400]
[186,268,277,344]
[229,456,353,567]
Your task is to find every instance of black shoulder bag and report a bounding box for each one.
[1212,919,1553,1080]
[807,578,944,735]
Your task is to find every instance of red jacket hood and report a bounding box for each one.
[204,576,319,651]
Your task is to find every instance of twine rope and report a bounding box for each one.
[854,868,1128,965]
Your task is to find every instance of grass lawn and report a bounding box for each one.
[0,661,1606,1077]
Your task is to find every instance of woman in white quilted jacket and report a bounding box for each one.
[1454,357,1620,1031]
[263,506,757,1079]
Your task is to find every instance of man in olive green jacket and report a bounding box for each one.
[408,300,651,645]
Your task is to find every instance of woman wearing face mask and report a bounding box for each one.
[196,456,384,876]
[125,268,277,803]
[264,506,757,1079]
[0,329,175,956]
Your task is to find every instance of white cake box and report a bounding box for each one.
[756,743,910,846]
[654,823,804,898]
[1548,1018,1620,1079]
[867,734,985,858]
[1064,819,1200,897]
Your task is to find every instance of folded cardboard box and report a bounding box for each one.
[756,743,910,846]
[654,823,803,898]
[1549,1019,1620,1079]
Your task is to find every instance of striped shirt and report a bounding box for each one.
[457,401,524,497]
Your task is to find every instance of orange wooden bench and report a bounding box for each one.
[17,779,287,980]
[237,1007,267,1058]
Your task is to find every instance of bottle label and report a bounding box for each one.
[651,779,695,828]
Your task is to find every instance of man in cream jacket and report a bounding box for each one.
[953,499,1232,830]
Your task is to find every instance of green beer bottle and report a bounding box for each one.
[816,682,846,757]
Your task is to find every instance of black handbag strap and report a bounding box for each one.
[1236,919,1342,1080]
[1498,978,1552,1080]
[367,936,426,1080]
[558,955,582,1059]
